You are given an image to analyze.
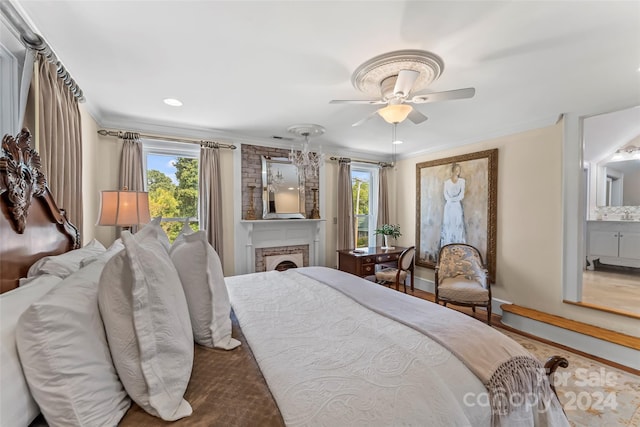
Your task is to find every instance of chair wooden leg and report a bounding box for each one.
[487,303,492,326]
[472,306,476,314]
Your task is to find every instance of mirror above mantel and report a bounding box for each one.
[262,156,305,219]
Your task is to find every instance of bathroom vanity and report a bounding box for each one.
[586,220,640,269]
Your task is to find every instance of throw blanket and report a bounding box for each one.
[299,267,568,426]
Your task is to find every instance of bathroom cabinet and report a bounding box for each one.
[587,221,640,269]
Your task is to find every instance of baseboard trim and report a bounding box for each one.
[501,304,640,370]
[413,276,509,316]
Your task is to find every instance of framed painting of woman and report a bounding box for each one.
[415,149,498,282]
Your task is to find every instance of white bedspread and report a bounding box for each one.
[226,269,490,426]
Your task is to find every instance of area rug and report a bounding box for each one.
[498,327,640,427]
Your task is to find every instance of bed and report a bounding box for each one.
[1,129,569,427]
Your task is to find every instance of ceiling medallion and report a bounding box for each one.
[286,124,326,139]
[351,50,445,97]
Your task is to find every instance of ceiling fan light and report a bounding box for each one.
[378,104,412,124]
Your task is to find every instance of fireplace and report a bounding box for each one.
[257,246,307,272]
[235,219,324,274]
[265,252,304,271]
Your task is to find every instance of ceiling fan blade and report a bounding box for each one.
[410,87,476,104]
[407,108,428,124]
[352,109,381,127]
[393,69,420,97]
[330,99,385,105]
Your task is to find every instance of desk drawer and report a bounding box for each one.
[376,253,399,263]
[361,263,375,274]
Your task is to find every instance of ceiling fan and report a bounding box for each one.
[330,50,475,127]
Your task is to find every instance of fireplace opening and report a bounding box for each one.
[264,252,304,272]
[275,260,298,271]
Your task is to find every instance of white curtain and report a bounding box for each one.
[376,165,390,246]
[34,54,83,236]
[337,159,354,250]
[199,144,224,266]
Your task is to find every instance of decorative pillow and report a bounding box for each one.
[0,275,62,427]
[26,238,106,279]
[16,260,131,426]
[170,226,240,350]
[79,238,124,268]
[136,216,171,252]
[99,230,193,421]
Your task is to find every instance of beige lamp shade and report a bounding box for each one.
[97,190,151,226]
[378,104,413,124]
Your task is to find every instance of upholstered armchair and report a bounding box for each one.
[435,243,492,325]
[375,246,416,293]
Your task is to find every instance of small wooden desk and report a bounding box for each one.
[337,246,408,278]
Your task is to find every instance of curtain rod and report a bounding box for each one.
[0,1,85,102]
[97,129,237,150]
[329,156,392,168]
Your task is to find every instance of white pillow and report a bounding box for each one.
[16,261,131,426]
[99,230,193,421]
[0,275,62,427]
[79,238,124,268]
[137,217,171,252]
[27,238,106,279]
[170,228,240,350]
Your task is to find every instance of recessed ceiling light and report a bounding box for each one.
[163,98,183,107]
[392,140,404,145]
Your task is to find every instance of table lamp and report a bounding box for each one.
[97,187,151,232]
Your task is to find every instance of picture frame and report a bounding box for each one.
[415,149,498,282]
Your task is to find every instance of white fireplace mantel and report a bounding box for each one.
[234,219,325,275]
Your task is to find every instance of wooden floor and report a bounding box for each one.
[581,267,640,316]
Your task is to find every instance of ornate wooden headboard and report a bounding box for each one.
[0,129,80,293]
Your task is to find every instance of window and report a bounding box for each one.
[351,165,379,248]
[143,140,199,242]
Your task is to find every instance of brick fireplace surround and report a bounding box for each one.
[256,245,308,272]
[233,143,325,275]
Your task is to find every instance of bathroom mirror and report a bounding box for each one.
[595,159,640,207]
[261,156,305,219]
[583,107,640,212]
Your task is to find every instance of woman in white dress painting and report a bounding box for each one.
[440,163,466,247]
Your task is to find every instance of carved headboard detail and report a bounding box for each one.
[0,128,80,293]
[0,129,47,233]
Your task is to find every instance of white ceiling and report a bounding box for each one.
[12,0,640,160]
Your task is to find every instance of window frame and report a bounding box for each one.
[351,164,379,249]
[142,139,200,224]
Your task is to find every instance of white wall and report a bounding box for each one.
[394,121,639,337]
